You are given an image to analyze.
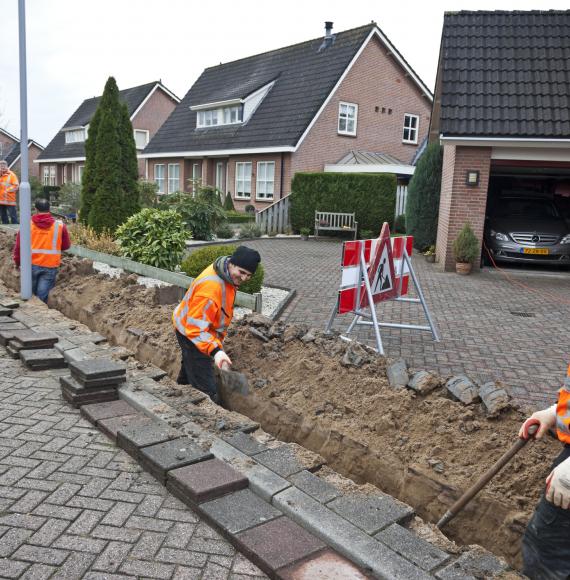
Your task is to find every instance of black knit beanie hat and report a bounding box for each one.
[229,246,261,274]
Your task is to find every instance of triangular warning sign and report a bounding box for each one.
[360,222,398,306]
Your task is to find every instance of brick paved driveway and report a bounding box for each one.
[232,239,570,408]
[0,352,267,579]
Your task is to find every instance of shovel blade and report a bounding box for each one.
[215,368,249,396]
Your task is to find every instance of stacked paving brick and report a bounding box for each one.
[59,358,126,407]
[4,328,65,370]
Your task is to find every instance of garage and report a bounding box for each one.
[429,10,570,271]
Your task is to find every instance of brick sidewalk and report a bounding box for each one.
[226,239,570,408]
[0,350,267,578]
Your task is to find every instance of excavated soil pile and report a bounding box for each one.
[0,232,562,567]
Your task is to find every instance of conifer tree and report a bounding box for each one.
[79,105,102,224]
[117,102,140,220]
[405,142,443,251]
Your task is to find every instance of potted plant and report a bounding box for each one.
[452,223,479,274]
[423,245,436,263]
[300,227,310,241]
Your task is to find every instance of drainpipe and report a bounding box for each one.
[280,152,284,200]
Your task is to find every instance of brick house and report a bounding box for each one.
[430,11,570,271]
[0,127,44,181]
[141,22,433,211]
[36,81,179,187]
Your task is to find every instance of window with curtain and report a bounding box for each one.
[256,162,275,200]
[154,164,165,194]
[168,164,180,193]
[235,162,252,199]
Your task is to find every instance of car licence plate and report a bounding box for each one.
[521,248,549,255]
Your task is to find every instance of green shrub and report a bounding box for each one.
[225,211,253,224]
[290,172,396,233]
[300,227,310,236]
[215,223,235,239]
[58,182,82,213]
[138,179,159,208]
[360,229,374,239]
[244,204,256,215]
[198,185,223,206]
[223,194,235,211]
[453,223,480,263]
[180,244,265,295]
[68,222,121,255]
[394,214,406,234]
[115,208,187,270]
[238,223,262,239]
[158,192,226,240]
[406,143,443,251]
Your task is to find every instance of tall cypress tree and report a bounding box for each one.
[405,142,443,251]
[79,105,102,224]
[117,101,140,220]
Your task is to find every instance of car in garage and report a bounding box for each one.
[484,195,570,266]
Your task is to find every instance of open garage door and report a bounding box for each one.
[484,160,570,268]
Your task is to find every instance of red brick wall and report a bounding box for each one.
[11,144,43,180]
[132,88,177,138]
[147,158,186,194]
[436,145,492,271]
[0,133,18,160]
[292,35,431,177]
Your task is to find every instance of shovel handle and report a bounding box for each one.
[437,424,538,529]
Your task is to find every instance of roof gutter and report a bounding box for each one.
[440,135,570,148]
[140,146,295,158]
[324,163,415,175]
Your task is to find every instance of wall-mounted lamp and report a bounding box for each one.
[466,170,480,186]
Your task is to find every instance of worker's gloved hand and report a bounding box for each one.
[546,457,570,509]
[214,350,232,370]
[518,405,557,440]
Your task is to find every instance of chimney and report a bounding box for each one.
[319,21,335,52]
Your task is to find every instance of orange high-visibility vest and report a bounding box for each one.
[31,220,63,268]
[172,263,236,356]
[556,364,570,444]
[0,170,19,206]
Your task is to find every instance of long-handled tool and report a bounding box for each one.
[436,423,538,529]
[215,361,249,398]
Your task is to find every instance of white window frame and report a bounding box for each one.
[215,162,224,193]
[134,129,150,150]
[167,163,180,194]
[235,162,252,199]
[192,163,202,196]
[154,164,165,194]
[61,164,67,185]
[338,102,358,136]
[64,129,85,144]
[197,106,243,128]
[43,165,56,186]
[256,161,275,201]
[402,114,419,144]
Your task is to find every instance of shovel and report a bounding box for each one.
[436,423,538,529]
[215,361,249,397]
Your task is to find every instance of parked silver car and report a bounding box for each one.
[484,196,570,265]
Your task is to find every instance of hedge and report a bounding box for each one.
[180,244,264,295]
[225,211,254,224]
[290,172,396,234]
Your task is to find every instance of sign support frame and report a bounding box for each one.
[325,244,439,355]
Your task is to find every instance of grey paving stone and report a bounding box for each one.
[80,400,138,424]
[0,328,30,346]
[10,331,59,348]
[97,413,153,442]
[13,544,69,565]
[327,494,414,535]
[273,487,431,580]
[434,548,508,579]
[386,359,409,389]
[62,348,90,364]
[375,524,450,571]
[61,386,118,408]
[407,371,441,395]
[167,458,248,503]
[445,376,480,405]
[276,548,372,580]
[117,423,182,460]
[222,432,268,456]
[120,558,175,579]
[20,349,66,370]
[69,359,127,381]
[0,558,30,578]
[19,563,56,580]
[0,315,21,324]
[200,489,282,535]
[0,528,33,557]
[288,470,341,504]
[139,437,213,484]
[235,516,325,574]
[254,446,309,478]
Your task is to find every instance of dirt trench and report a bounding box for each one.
[0,232,562,569]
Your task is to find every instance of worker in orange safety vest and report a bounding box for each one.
[13,198,71,303]
[519,363,570,579]
[0,159,20,224]
[172,245,261,404]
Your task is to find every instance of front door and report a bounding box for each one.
[215,162,225,193]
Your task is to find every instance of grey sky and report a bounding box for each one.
[2,0,569,146]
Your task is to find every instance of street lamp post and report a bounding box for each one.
[18,0,32,299]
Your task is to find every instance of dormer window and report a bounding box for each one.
[197,105,243,128]
[65,128,86,144]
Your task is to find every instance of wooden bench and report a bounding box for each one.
[314,211,358,240]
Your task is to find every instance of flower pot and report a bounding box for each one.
[455,261,472,275]
[425,254,436,263]
[301,234,309,241]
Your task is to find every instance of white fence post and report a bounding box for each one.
[395,185,408,218]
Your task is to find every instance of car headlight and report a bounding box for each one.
[561,233,570,245]
[490,230,509,242]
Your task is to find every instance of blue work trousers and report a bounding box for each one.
[31,265,58,303]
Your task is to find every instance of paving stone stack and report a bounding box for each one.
[60,358,126,407]
[6,330,64,369]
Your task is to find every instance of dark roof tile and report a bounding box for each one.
[440,10,570,138]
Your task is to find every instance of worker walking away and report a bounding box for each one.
[13,198,71,303]
[0,159,20,224]
[173,245,261,404]
[519,363,570,579]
